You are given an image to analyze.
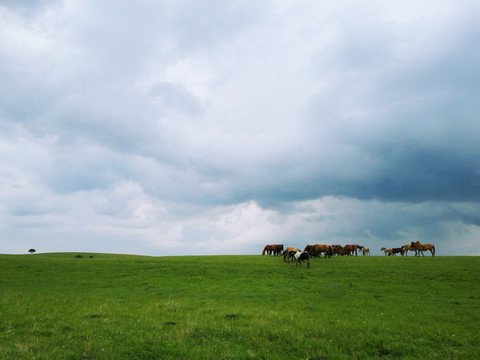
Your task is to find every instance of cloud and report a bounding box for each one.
[0,1,479,255]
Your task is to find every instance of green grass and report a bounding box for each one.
[1,253,478,359]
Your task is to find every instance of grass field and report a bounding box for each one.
[0,253,478,359]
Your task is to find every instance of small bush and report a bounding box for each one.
[74,255,84,258]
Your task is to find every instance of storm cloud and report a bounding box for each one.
[1,1,479,255]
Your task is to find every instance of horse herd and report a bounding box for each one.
[262,241,435,267]
[381,241,435,256]
[262,243,369,258]
[261,243,369,268]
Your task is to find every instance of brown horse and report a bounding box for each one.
[410,241,435,256]
[362,247,370,256]
[401,244,417,257]
[391,247,405,256]
[343,244,364,256]
[262,245,274,255]
[312,244,333,258]
[304,245,315,253]
[331,245,343,255]
[262,244,284,256]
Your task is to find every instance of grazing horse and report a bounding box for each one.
[324,245,334,259]
[362,247,370,256]
[262,245,275,255]
[262,244,284,256]
[311,244,333,258]
[381,247,392,256]
[342,244,354,256]
[294,251,310,268]
[391,247,405,256]
[410,241,435,257]
[401,244,417,257]
[273,244,284,256]
[331,245,343,256]
[304,245,315,254]
[343,244,364,256]
[283,247,300,262]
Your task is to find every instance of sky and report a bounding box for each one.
[1,0,479,256]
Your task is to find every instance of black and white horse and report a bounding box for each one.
[294,251,310,268]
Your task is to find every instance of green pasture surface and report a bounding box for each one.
[0,254,478,360]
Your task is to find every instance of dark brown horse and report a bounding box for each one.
[331,245,343,255]
[410,241,435,256]
[274,244,284,256]
[391,247,405,256]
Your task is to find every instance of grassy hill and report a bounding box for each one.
[1,254,478,359]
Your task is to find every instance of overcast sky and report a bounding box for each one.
[1,0,479,256]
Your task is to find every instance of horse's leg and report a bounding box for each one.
[307,259,310,268]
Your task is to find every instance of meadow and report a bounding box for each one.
[0,253,478,359]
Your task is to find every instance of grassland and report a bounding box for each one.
[0,253,478,359]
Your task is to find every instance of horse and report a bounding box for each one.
[331,245,343,256]
[343,244,364,256]
[273,244,284,256]
[381,247,392,256]
[311,244,333,258]
[362,247,370,256]
[304,245,315,254]
[283,247,300,262]
[410,241,435,256]
[391,247,405,256]
[294,251,310,268]
[262,244,284,256]
[343,244,363,256]
[324,245,334,259]
[401,244,417,257]
[262,245,275,255]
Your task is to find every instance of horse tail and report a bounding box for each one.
[432,245,436,256]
